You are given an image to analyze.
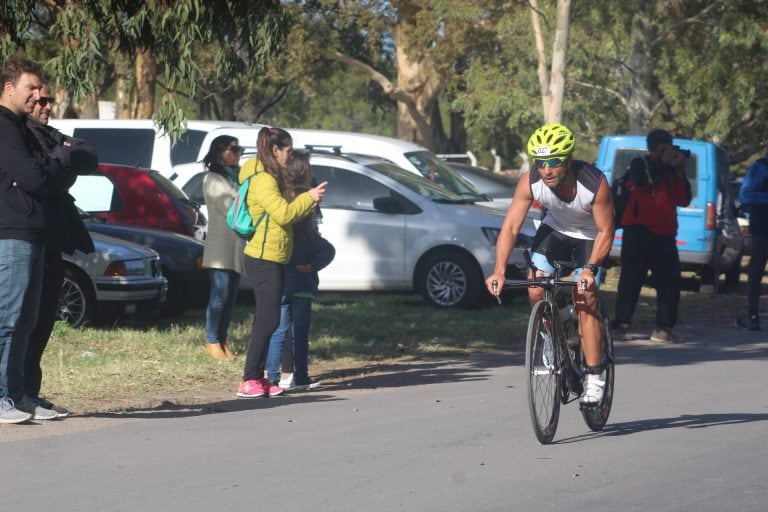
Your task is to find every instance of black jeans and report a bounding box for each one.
[614,226,681,329]
[747,234,768,317]
[242,257,283,382]
[25,249,64,398]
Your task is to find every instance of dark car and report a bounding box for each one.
[83,217,209,316]
[69,163,207,240]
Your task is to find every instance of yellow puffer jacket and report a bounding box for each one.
[238,157,315,264]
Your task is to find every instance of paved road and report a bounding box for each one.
[2,323,767,512]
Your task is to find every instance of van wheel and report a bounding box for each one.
[418,252,482,308]
[58,266,96,327]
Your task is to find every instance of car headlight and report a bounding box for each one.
[104,259,146,277]
[482,227,500,245]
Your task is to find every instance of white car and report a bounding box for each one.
[59,233,168,327]
[170,152,535,307]
[310,153,534,307]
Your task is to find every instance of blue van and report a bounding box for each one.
[595,135,743,292]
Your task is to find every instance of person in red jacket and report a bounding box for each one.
[613,129,692,343]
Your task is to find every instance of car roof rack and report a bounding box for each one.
[303,144,342,155]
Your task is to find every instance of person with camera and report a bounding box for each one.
[613,129,692,343]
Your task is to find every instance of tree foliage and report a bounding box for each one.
[0,0,291,140]
[2,1,767,167]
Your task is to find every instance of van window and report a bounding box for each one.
[73,128,154,168]
[69,173,123,212]
[171,130,207,166]
[610,149,698,200]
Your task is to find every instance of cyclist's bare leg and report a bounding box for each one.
[575,288,604,367]
[527,269,544,307]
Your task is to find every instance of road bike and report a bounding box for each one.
[496,248,615,444]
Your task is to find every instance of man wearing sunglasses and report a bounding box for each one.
[486,123,615,406]
[21,82,98,419]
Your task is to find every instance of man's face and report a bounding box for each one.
[1,72,42,115]
[533,157,571,190]
[31,85,53,125]
[650,142,674,163]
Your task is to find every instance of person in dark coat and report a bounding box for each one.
[22,82,98,418]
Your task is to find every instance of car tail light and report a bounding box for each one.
[706,202,716,230]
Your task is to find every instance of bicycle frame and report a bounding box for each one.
[499,247,614,444]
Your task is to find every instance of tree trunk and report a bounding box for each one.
[626,10,654,134]
[545,0,571,123]
[531,0,572,123]
[135,47,156,119]
[114,50,134,119]
[393,23,441,149]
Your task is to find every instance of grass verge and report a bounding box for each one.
[39,268,746,412]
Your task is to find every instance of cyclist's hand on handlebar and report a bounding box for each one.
[485,274,504,297]
[577,271,596,294]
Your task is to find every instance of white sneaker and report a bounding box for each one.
[0,397,33,424]
[579,374,605,406]
[278,374,296,391]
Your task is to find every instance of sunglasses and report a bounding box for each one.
[533,157,568,169]
[226,145,244,155]
[38,96,55,107]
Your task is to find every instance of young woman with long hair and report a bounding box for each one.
[236,128,327,398]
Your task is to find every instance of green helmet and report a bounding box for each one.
[527,123,575,158]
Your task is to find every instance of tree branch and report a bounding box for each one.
[326,50,431,139]
[570,79,628,110]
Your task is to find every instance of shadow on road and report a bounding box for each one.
[557,412,768,444]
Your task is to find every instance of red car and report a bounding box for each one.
[70,163,206,239]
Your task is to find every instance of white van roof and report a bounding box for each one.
[288,128,428,153]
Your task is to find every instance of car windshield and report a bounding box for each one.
[404,151,486,201]
[366,162,469,202]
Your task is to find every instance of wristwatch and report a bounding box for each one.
[583,263,600,273]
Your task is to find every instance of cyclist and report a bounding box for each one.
[485,123,615,405]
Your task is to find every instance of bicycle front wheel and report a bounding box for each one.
[525,300,561,444]
[581,302,615,431]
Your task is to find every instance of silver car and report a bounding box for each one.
[59,233,168,327]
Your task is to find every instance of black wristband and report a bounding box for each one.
[583,263,599,273]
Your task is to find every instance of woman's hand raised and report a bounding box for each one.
[309,181,327,203]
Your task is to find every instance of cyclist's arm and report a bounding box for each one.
[582,178,615,287]
[486,172,533,295]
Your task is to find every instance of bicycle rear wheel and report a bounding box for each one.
[525,300,561,444]
[581,302,615,431]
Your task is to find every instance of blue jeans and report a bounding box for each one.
[205,269,241,343]
[0,239,44,401]
[266,295,313,384]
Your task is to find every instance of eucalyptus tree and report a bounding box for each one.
[568,0,768,162]
[0,0,291,140]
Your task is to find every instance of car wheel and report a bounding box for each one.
[58,266,96,327]
[419,252,483,308]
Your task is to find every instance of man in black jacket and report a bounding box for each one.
[22,82,98,418]
[0,57,71,424]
